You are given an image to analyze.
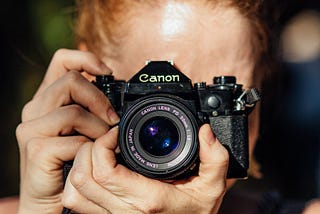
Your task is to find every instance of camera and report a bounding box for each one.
[91,61,260,179]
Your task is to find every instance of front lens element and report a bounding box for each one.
[119,95,199,179]
[140,117,179,156]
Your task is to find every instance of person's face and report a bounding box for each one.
[92,1,259,157]
[100,2,256,89]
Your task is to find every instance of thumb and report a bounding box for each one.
[197,124,229,184]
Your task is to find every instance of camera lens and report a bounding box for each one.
[119,95,199,179]
[140,117,179,157]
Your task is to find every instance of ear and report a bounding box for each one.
[78,43,96,82]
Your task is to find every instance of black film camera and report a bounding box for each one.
[93,61,260,179]
[62,61,260,213]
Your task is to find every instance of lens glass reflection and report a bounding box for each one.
[140,117,179,156]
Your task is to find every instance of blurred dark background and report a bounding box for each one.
[0,0,75,197]
[0,0,319,204]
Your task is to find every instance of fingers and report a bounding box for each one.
[16,49,118,212]
[62,175,110,214]
[66,142,138,213]
[92,126,119,172]
[18,136,89,198]
[22,49,119,126]
[197,124,229,185]
[91,127,167,213]
[91,126,142,192]
[76,125,228,213]
[18,135,89,169]
[17,104,109,143]
[180,123,228,206]
[171,124,229,213]
[35,49,112,97]
[22,71,119,125]
[26,136,90,163]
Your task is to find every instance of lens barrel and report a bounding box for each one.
[118,95,199,180]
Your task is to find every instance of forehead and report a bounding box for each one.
[100,2,255,87]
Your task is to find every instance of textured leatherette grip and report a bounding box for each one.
[209,115,249,178]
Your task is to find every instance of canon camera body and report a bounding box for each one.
[92,61,260,179]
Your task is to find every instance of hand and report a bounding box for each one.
[62,124,229,214]
[16,49,119,213]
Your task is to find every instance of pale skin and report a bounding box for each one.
[10,1,318,213]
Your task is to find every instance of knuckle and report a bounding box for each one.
[74,135,91,144]
[21,100,35,121]
[61,193,77,211]
[15,123,27,144]
[93,169,112,185]
[16,121,36,148]
[58,105,85,135]
[52,48,69,62]
[64,104,85,119]
[91,89,108,105]
[70,167,88,190]
[64,70,82,83]
[25,138,44,160]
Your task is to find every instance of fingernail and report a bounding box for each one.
[107,108,120,124]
